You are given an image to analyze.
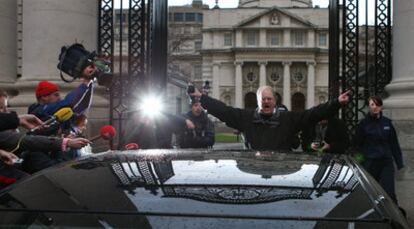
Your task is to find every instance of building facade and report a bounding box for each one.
[201,0,329,111]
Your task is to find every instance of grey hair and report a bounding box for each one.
[256,86,275,107]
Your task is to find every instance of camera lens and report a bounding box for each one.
[187,85,195,94]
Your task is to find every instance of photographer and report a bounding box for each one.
[28,44,99,136]
[177,100,215,149]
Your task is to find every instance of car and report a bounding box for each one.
[0,149,409,228]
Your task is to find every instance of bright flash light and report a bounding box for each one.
[139,95,164,117]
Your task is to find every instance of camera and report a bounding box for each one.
[186,82,197,105]
[57,43,113,87]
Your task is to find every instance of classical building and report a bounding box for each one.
[201,0,329,111]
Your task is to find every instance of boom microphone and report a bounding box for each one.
[30,107,74,132]
[89,125,116,142]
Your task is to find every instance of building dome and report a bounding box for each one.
[239,0,313,8]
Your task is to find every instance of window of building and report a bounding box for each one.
[174,13,184,22]
[269,32,281,46]
[246,71,257,82]
[196,13,203,22]
[195,41,202,51]
[270,72,280,82]
[193,65,202,79]
[185,13,196,22]
[293,31,305,46]
[224,33,232,46]
[291,66,306,83]
[293,71,304,82]
[246,31,257,46]
[319,33,327,46]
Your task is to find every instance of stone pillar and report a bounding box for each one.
[384,1,414,149]
[0,0,17,83]
[259,29,267,47]
[203,32,213,49]
[21,0,98,81]
[235,61,243,108]
[213,32,220,49]
[307,30,315,48]
[259,61,267,87]
[306,61,316,108]
[235,30,243,47]
[283,61,291,109]
[283,29,291,47]
[212,62,221,99]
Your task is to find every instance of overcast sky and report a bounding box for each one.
[168,0,329,8]
[115,0,377,24]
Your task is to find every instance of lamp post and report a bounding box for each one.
[203,80,211,96]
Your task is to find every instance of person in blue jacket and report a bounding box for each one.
[354,96,403,204]
[27,64,95,136]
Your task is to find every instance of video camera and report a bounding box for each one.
[57,43,113,87]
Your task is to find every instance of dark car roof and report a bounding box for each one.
[0,150,408,228]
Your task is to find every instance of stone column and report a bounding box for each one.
[283,61,291,110]
[307,30,315,48]
[235,61,243,108]
[259,61,267,87]
[212,62,221,99]
[384,1,414,149]
[283,29,291,47]
[235,30,243,47]
[21,0,98,81]
[213,32,220,49]
[0,0,17,83]
[306,62,316,108]
[259,29,267,47]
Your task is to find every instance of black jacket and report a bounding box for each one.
[354,114,403,169]
[178,111,215,148]
[301,118,349,154]
[0,130,62,155]
[0,112,19,132]
[200,95,342,150]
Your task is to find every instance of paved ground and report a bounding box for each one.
[213,143,413,226]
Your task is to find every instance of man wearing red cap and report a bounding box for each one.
[28,65,96,129]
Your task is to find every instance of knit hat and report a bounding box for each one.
[35,81,59,98]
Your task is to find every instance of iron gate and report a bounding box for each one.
[98,0,393,147]
[98,0,167,149]
[330,0,392,136]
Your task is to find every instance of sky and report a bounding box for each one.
[168,0,329,8]
[114,0,378,24]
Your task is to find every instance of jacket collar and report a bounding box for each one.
[252,108,280,127]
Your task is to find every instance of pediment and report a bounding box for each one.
[236,7,315,28]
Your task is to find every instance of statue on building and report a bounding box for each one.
[270,12,280,25]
